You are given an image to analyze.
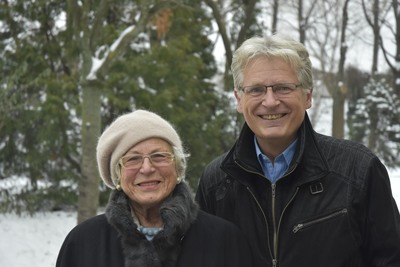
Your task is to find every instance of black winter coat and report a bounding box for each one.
[196,113,400,267]
[56,182,253,267]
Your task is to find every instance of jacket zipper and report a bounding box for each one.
[246,184,299,267]
[271,184,299,267]
[246,187,274,263]
[270,164,298,267]
[271,184,277,260]
[292,208,348,233]
[238,161,299,267]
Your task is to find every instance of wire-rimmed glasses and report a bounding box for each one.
[239,83,302,98]
[119,152,175,170]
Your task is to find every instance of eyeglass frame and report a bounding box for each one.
[238,83,303,98]
[119,152,175,170]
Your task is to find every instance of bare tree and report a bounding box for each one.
[304,1,354,138]
[281,0,322,126]
[271,0,280,34]
[360,0,391,149]
[332,0,350,139]
[294,0,318,44]
[362,0,391,75]
[381,0,400,95]
[204,0,258,91]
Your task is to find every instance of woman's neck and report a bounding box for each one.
[130,203,163,228]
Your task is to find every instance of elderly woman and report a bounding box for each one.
[56,109,252,267]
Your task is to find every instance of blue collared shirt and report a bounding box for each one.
[255,136,298,183]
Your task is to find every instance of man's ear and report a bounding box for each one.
[234,89,243,113]
[305,88,313,109]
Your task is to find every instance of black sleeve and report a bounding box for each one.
[361,157,400,266]
[56,215,124,267]
[195,154,227,214]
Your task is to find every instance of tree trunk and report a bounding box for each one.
[204,0,257,91]
[371,0,380,75]
[72,1,161,224]
[77,85,101,223]
[331,88,346,138]
[272,0,279,34]
[298,0,306,43]
[332,0,349,139]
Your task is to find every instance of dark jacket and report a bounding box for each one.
[196,113,400,267]
[56,182,252,267]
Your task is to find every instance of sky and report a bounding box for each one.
[211,1,395,75]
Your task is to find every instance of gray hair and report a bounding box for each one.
[231,34,313,91]
[172,145,189,183]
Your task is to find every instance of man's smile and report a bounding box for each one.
[260,114,285,120]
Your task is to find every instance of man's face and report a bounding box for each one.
[235,56,312,154]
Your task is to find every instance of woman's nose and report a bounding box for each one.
[139,157,155,172]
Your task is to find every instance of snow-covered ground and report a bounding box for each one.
[0,211,76,267]
[391,171,400,206]
[1,97,400,267]
[0,171,399,267]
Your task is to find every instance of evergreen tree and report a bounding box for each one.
[0,0,237,213]
[0,0,80,213]
[100,1,236,188]
[350,77,400,167]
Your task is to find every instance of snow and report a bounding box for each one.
[87,25,136,80]
[0,211,76,267]
[391,171,400,205]
[1,97,400,267]
[1,173,400,267]
[1,172,399,267]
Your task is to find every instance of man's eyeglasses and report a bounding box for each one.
[119,152,175,170]
[239,83,302,98]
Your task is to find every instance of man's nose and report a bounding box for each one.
[261,87,280,106]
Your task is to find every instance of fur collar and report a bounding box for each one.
[105,182,199,267]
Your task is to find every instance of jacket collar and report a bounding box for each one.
[105,182,199,267]
[222,112,329,186]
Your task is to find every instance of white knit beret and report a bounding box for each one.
[96,109,183,189]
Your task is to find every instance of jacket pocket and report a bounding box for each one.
[292,208,348,233]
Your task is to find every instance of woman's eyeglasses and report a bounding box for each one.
[119,152,175,170]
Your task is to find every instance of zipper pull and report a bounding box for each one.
[292,223,303,233]
[272,183,276,198]
[272,259,277,267]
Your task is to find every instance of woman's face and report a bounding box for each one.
[120,138,177,210]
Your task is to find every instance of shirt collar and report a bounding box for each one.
[254,135,298,166]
